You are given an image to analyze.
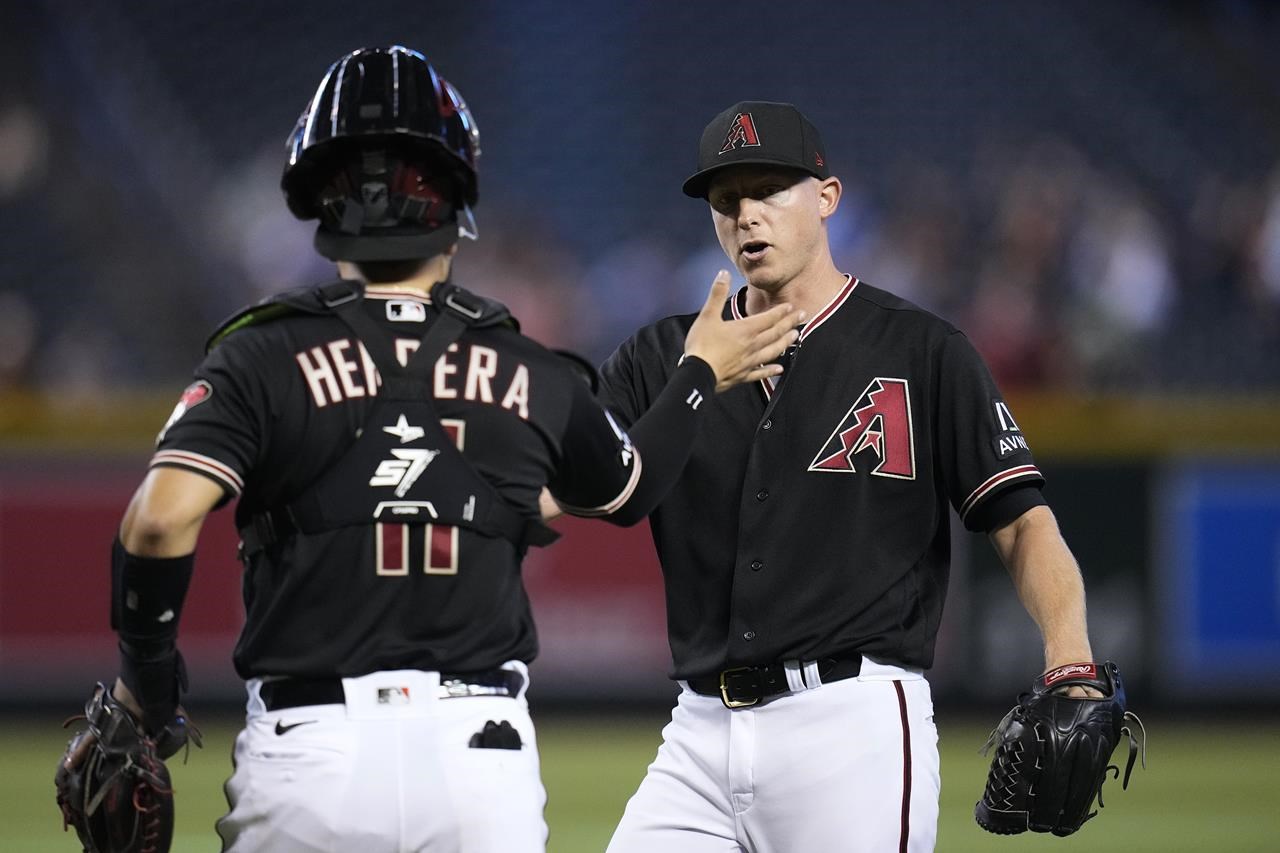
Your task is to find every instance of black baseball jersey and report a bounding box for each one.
[153,283,646,680]
[599,276,1046,679]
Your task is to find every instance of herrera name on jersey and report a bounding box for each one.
[295,336,532,418]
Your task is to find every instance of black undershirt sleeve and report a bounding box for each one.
[550,353,715,525]
[598,355,716,527]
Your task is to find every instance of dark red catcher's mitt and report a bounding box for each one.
[55,683,200,853]
[975,660,1147,836]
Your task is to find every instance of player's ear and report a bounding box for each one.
[817,176,842,220]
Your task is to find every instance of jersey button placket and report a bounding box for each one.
[756,489,768,501]
[743,630,756,641]
[750,560,763,572]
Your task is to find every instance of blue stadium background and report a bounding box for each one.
[3,0,1278,392]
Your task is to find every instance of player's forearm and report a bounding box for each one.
[990,505,1093,669]
[604,356,716,526]
[110,467,221,733]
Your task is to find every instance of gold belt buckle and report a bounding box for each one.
[719,666,760,708]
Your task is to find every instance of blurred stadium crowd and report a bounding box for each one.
[1,0,1277,397]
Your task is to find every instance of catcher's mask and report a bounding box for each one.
[281,45,481,262]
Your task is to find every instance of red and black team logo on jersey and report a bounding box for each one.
[719,113,761,154]
[156,380,213,445]
[808,377,916,479]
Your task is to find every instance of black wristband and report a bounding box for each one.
[110,537,194,652]
[119,643,189,736]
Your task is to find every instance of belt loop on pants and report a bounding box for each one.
[687,655,863,708]
[259,668,526,711]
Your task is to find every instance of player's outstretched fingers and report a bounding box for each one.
[726,300,804,389]
[683,271,801,392]
[755,304,804,363]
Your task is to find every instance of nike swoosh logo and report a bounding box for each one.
[274,720,317,735]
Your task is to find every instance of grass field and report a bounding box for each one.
[8,710,1278,852]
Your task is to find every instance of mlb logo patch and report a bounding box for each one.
[387,300,427,322]
[377,686,412,705]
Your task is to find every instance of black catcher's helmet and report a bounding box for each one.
[282,46,481,261]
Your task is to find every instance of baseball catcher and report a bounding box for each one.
[56,681,201,853]
[975,660,1146,836]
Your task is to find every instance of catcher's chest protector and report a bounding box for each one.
[238,281,557,556]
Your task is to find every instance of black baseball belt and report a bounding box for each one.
[260,669,524,711]
[687,656,863,708]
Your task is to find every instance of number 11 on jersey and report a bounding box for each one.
[375,522,459,575]
[374,418,465,576]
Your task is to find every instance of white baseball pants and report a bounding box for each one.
[216,663,546,852]
[607,659,940,853]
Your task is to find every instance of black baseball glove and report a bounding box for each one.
[55,683,201,853]
[975,660,1146,837]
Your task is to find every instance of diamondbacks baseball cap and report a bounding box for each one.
[682,101,829,199]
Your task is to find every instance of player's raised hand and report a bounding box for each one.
[683,270,803,393]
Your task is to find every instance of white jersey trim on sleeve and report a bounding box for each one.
[150,450,245,496]
[554,448,644,518]
[959,464,1041,522]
